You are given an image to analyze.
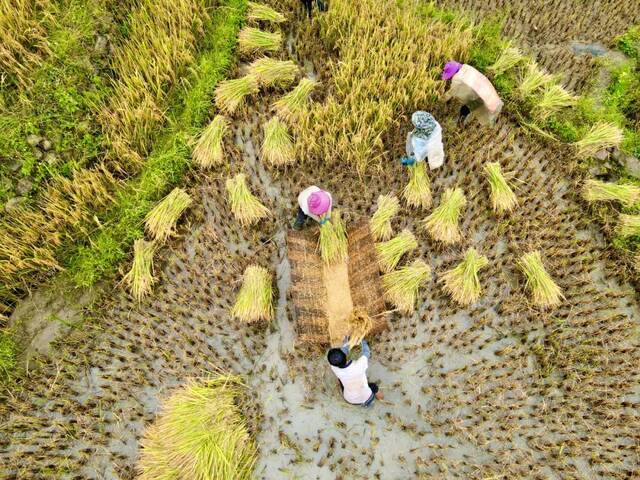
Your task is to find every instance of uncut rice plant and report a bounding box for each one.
[381,259,431,314]
[422,188,467,244]
[370,194,400,241]
[101,0,208,168]
[616,214,640,238]
[262,117,295,166]
[215,75,259,114]
[489,44,526,76]
[247,1,286,23]
[517,61,555,99]
[582,179,640,207]
[248,57,299,88]
[319,209,348,264]
[144,188,192,242]
[376,229,418,273]
[0,0,51,87]
[294,0,472,173]
[484,162,517,214]
[441,248,488,306]
[573,122,623,158]
[137,375,256,480]
[532,84,577,121]
[231,265,273,323]
[518,251,563,307]
[192,115,229,168]
[122,239,156,302]
[238,27,282,55]
[273,78,318,121]
[403,162,432,209]
[226,174,271,226]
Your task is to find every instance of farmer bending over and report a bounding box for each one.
[401,111,445,170]
[328,337,383,407]
[442,61,503,127]
[293,186,332,230]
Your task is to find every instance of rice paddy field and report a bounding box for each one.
[2,0,640,479]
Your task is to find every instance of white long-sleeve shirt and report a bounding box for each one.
[298,186,333,223]
[331,356,372,404]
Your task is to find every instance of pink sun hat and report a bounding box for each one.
[308,190,331,216]
[442,61,463,80]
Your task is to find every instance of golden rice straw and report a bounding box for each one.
[347,307,374,348]
[226,173,271,226]
[370,194,400,241]
[238,27,282,55]
[191,115,229,168]
[582,179,640,208]
[375,229,418,273]
[402,161,432,209]
[262,117,295,166]
[381,259,431,314]
[247,1,286,23]
[248,57,299,88]
[517,251,563,307]
[441,248,488,306]
[422,188,466,244]
[215,75,259,114]
[573,122,623,158]
[144,188,192,242]
[484,162,517,214]
[231,265,273,323]
[123,239,156,302]
[318,209,348,264]
[616,214,640,238]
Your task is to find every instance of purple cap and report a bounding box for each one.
[308,191,331,215]
[442,61,463,80]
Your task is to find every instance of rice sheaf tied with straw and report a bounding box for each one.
[382,259,431,314]
[376,229,418,273]
[144,188,192,242]
[319,209,348,264]
[273,78,317,122]
[422,187,466,244]
[123,239,156,302]
[573,122,623,159]
[238,27,282,55]
[262,117,295,166]
[231,265,273,323]
[617,214,640,238]
[248,57,299,89]
[484,162,517,214]
[226,173,270,227]
[215,75,259,114]
[403,161,432,209]
[582,179,640,208]
[247,1,286,23]
[441,248,488,306]
[517,251,563,307]
[370,193,400,242]
[137,375,256,480]
[192,115,228,168]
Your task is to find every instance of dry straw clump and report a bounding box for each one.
[489,44,526,76]
[518,251,563,307]
[226,173,270,226]
[441,248,488,306]
[215,75,259,114]
[101,0,207,168]
[582,179,640,208]
[484,162,517,214]
[294,0,472,173]
[137,375,256,480]
[347,307,373,348]
[231,265,273,323]
[247,1,286,23]
[0,0,51,87]
[319,210,348,265]
[145,188,192,242]
[403,162,432,209]
[616,214,640,238]
[192,115,229,168]
[376,229,418,273]
[422,188,467,244]
[273,78,318,122]
[238,27,282,55]
[532,84,577,121]
[518,61,555,99]
[573,122,623,158]
[370,194,400,241]
[123,239,156,302]
[262,117,295,166]
[248,57,299,89]
[382,259,431,314]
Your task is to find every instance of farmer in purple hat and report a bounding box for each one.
[442,60,503,127]
[293,185,333,230]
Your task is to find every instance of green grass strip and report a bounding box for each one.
[67,0,246,287]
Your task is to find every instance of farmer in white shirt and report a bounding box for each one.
[401,111,445,170]
[293,185,332,230]
[327,337,383,407]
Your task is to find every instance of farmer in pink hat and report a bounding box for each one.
[442,61,503,127]
[293,185,333,230]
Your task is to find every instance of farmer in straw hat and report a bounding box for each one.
[293,185,332,230]
[442,61,503,127]
[327,336,383,407]
[401,111,445,170]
